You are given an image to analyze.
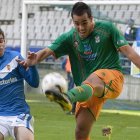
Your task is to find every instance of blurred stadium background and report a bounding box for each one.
[1,0,140,107]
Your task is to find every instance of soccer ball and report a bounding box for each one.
[41,72,68,93]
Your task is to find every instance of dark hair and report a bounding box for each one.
[71,2,92,18]
[0,28,5,39]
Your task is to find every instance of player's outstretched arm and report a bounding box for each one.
[119,45,140,69]
[34,48,54,63]
[16,48,54,69]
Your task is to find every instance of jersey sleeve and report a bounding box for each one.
[48,31,72,58]
[110,22,129,49]
[18,55,39,88]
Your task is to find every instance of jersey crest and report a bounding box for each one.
[95,35,100,43]
[7,65,11,71]
[0,56,18,79]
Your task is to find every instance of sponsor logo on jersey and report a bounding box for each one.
[83,45,92,55]
[0,77,18,85]
[80,53,97,61]
[79,44,97,60]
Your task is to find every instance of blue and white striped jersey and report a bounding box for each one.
[0,50,39,116]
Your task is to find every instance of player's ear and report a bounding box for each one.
[90,16,93,21]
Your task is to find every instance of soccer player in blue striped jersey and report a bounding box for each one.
[0,28,39,140]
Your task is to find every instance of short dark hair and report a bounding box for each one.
[0,28,5,39]
[71,2,92,18]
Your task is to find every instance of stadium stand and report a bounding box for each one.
[0,0,140,73]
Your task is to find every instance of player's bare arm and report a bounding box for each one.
[16,48,53,68]
[119,45,140,69]
[34,48,54,63]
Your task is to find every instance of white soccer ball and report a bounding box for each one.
[41,72,68,93]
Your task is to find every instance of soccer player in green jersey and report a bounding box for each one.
[17,2,140,140]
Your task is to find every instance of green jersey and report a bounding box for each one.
[49,21,128,86]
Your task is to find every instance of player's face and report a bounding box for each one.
[72,13,94,39]
[0,34,5,57]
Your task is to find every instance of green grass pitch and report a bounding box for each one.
[27,93,140,140]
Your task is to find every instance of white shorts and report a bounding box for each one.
[0,113,34,140]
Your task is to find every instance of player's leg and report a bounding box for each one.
[45,72,104,111]
[93,69,124,99]
[12,114,34,140]
[75,94,106,140]
[14,127,34,140]
[0,122,11,140]
[75,108,95,140]
[45,69,124,111]
[0,132,4,140]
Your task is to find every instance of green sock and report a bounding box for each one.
[67,84,93,103]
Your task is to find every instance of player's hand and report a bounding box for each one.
[16,59,29,70]
[16,51,38,70]
[27,51,37,60]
